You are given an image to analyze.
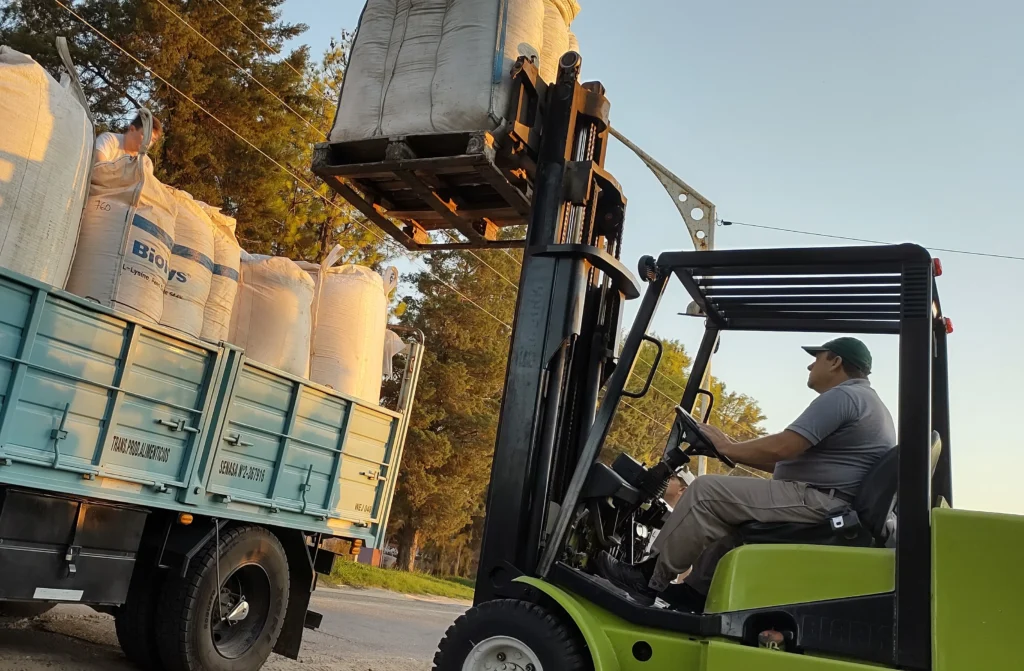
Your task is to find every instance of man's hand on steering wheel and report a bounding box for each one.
[698,422,733,449]
[673,406,737,469]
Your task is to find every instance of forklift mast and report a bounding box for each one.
[475,53,641,603]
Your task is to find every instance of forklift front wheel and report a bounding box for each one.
[433,599,590,671]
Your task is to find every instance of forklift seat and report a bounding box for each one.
[737,432,942,548]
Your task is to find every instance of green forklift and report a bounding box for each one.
[418,55,1020,671]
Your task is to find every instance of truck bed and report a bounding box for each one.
[0,266,404,545]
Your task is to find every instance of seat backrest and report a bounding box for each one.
[855,431,943,543]
[853,446,899,541]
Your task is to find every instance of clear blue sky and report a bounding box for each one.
[284,1,1023,515]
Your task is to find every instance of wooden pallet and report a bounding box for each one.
[312,130,536,251]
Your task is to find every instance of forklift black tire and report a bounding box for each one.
[0,602,55,618]
[155,525,290,671]
[115,561,167,670]
[433,599,590,671]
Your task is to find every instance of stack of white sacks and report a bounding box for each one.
[224,248,400,401]
[1,46,408,404]
[65,130,243,339]
[331,0,582,142]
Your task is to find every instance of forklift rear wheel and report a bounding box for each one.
[433,599,589,671]
[155,525,290,671]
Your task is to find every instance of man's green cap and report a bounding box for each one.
[803,337,872,375]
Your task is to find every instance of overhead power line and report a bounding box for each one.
[208,0,331,101]
[151,0,325,139]
[721,220,1024,262]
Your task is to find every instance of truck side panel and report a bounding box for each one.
[0,277,217,493]
[205,363,350,516]
[0,269,404,545]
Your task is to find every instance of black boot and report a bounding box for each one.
[660,581,707,613]
[593,552,658,607]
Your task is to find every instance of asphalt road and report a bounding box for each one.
[0,586,468,671]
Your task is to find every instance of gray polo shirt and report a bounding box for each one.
[774,379,896,498]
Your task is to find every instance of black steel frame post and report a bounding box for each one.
[666,325,720,454]
[538,269,670,576]
[475,53,598,603]
[895,257,935,670]
[931,298,952,506]
[551,80,624,507]
[680,326,720,415]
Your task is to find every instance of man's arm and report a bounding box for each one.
[699,424,810,471]
[699,386,856,470]
[93,132,119,163]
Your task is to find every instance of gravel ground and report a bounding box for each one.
[0,586,468,671]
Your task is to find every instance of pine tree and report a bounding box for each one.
[389,248,520,572]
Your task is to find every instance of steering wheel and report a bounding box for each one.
[673,406,737,469]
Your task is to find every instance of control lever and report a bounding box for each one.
[636,445,690,499]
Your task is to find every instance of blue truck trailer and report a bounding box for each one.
[0,264,423,670]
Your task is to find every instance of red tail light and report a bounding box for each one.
[944,317,954,334]
[933,258,943,277]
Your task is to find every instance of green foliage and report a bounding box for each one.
[605,337,768,470]
[326,559,474,601]
[389,248,520,573]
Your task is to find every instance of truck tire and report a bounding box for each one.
[115,563,166,670]
[433,599,590,671]
[155,525,290,671]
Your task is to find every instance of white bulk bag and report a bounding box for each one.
[198,203,240,343]
[382,329,408,378]
[66,114,177,323]
[300,247,397,403]
[332,0,558,142]
[0,42,92,287]
[228,253,314,378]
[160,190,214,337]
[539,0,581,83]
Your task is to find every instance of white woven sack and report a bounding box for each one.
[382,329,408,378]
[160,190,214,337]
[228,253,314,377]
[331,0,550,142]
[539,0,581,83]
[197,203,240,343]
[0,43,92,287]
[66,112,177,323]
[300,246,397,403]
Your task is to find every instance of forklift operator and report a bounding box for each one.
[596,337,896,610]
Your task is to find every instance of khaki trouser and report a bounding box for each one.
[649,475,848,591]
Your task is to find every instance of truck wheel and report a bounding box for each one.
[115,563,166,669]
[433,599,589,671]
[156,525,290,671]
